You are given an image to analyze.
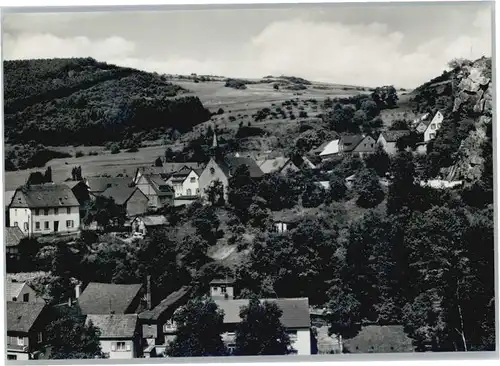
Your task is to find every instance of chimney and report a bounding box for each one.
[75,283,81,299]
[146,275,152,310]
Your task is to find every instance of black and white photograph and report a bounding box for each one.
[1,0,496,362]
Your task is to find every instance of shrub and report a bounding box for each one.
[110,144,120,154]
[74,151,84,158]
[225,79,247,90]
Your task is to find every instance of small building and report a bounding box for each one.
[64,180,92,212]
[101,186,149,217]
[377,130,411,155]
[138,286,193,358]
[423,111,444,142]
[6,280,45,303]
[339,135,377,158]
[209,278,235,300]
[136,174,174,209]
[131,215,168,236]
[271,210,301,233]
[166,166,202,198]
[257,157,299,175]
[86,314,142,359]
[5,226,25,258]
[77,282,145,315]
[6,301,47,360]
[8,184,80,237]
[85,177,133,197]
[317,139,340,161]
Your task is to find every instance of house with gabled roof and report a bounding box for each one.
[77,282,145,315]
[165,166,203,206]
[86,314,141,359]
[5,226,25,257]
[8,183,80,236]
[130,215,168,236]
[134,162,205,185]
[377,130,411,155]
[339,134,377,158]
[101,186,149,217]
[6,280,45,304]
[85,177,133,197]
[6,301,47,360]
[136,174,174,209]
[198,156,264,202]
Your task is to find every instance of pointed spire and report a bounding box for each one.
[212,129,218,148]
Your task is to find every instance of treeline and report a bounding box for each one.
[5,143,71,171]
[4,58,211,146]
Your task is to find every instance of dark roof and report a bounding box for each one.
[9,184,80,208]
[210,278,235,285]
[223,156,264,178]
[7,301,45,333]
[340,135,364,152]
[86,314,138,338]
[101,186,144,205]
[5,226,25,247]
[215,298,310,328]
[343,325,414,353]
[171,166,193,178]
[381,130,411,142]
[78,282,143,315]
[271,209,301,224]
[133,215,168,227]
[143,175,174,197]
[86,177,132,193]
[138,286,192,321]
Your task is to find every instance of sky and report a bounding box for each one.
[2,2,493,88]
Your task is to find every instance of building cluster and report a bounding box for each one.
[6,278,312,360]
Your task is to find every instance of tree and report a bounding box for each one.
[273,83,280,90]
[83,196,126,230]
[353,168,385,208]
[352,109,367,128]
[228,165,258,222]
[167,297,227,357]
[234,297,291,355]
[44,166,52,182]
[390,119,410,130]
[154,156,163,167]
[365,143,390,177]
[26,171,46,185]
[360,99,379,120]
[302,183,326,208]
[371,85,398,109]
[326,104,357,133]
[327,175,347,202]
[205,180,225,206]
[387,151,416,214]
[258,172,298,211]
[110,143,120,154]
[46,307,103,359]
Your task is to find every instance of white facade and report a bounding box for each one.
[167,170,200,197]
[424,111,444,142]
[290,328,311,355]
[376,135,398,155]
[7,350,30,361]
[99,339,136,359]
[7,283,45,303]
[9,206,80,236]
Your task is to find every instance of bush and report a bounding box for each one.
[88,151,99,156]
[225,79,247,90]
[299,111,308,118]
[126,146,139,152]
[75,151,84,158]
[235,126,266,139]
[110,144,120,154]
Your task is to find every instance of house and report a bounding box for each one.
[211,279,311,356]
[257,157,298,175]
[77,282,145,315]
[209,278,235,300]
[5,226,25,258]
[411,112,430,129]
[86,314,142,359]
[64,180,92,208]
[85,177,133,197]
[339,135,377,158]
[6,301,47,360]
[134,162,205,185]
[6,280,45,303]
[423,111,444,142]
[136,174,174,209]
[101,186,149,217]
[377,130,411,155]
[313,139,340,161]
[271,210,301,233]
[166,166,202,197]
[138,286,193,358]
[198,156,264,201]
[130,215,168,236]
[8,184,81,236]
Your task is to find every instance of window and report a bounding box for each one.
[7,355,17,360]
[35,222,40,231]
[14,209,17,216]
[186,189,192,196]
[196,188,200,195]
[35,209,40,216]
[429,133,436,139]
[67,207,71,214]
[190,177,196,183]
[210,167,215,175]
[66,220,74,228]
[17,337,24,346]
[221,286,227,294]
[13,222,18,227]
[113,342,126,352]
[212,286,218,291]
[54,208,59,215]
[23,222,28,231]
[44,209,49,216]
[12,297,17,302]
[23,293,29,302]
[44,221,50,230]
[38,332,43,343]
[430,123,436,130]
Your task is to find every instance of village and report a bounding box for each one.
[4,107,462,360]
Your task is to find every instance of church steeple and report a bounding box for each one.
[212,129,218,148]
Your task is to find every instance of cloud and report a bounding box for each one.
[3,9,491,88]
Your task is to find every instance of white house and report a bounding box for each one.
[377,130,411,155]
[8,184,81,236]
[86,314,141,359]
[423,111,444,142]
[318,139,340,160]
[166,167,202,198]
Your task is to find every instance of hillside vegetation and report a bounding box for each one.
[4,57,211,148]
